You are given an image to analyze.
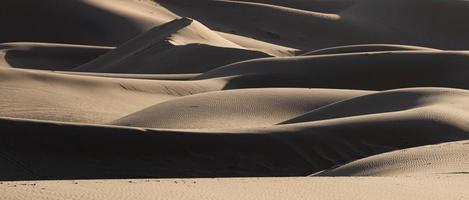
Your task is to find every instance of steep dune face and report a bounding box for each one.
[157,0,361,49]
[74,18,270,74]
[2,0,469,197]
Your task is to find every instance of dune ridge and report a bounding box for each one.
[74,17,271,74]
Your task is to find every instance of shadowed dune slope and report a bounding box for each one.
[0,43,112,70]
[1,90,469,180]
[74,18,270,74]
[0,0,178,46]
[111,88,371,129]
[339,0,469,50]
[198,51,469,90]
[156,0,469,50]
[157,0,356,49]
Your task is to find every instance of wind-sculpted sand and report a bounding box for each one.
[1,0,469,199]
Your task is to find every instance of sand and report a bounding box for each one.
[1,0,469,199]
[315,140,469,177]
[1,176,468,200]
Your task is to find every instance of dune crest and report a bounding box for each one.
[74,18,270,74]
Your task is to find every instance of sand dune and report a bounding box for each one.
[157,0,469,50]
[2,87,469,180]
[111,88,371,129]
[74,18,270,74]
[2,0,469,199]
[315,140,469,177]
[157,0,354,49]
[215,32,297,56]
[0,113,467,180]
[0,68,221,123]
[281,87,469,125]
[198,51,469,90]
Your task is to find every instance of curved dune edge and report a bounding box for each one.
[302,44,439,56]
[1,176,468,200]
[280,87,469,125]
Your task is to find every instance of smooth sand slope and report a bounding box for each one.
[111,88,371,129]
[1,0,469,199]
[0,68,221,123]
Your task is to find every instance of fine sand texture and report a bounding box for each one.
[1,176,468,200]
[1,0,469,199]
